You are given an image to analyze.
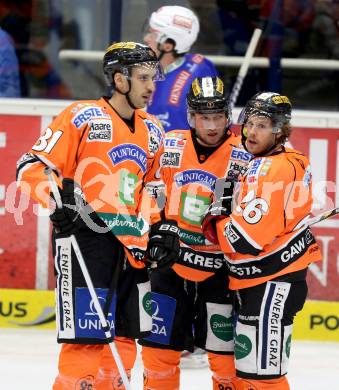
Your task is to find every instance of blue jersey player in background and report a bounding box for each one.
[144,5,218,132]
[0,27,20,97]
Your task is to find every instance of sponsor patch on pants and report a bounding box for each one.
[75,287,116,339]
[143,292,176,345]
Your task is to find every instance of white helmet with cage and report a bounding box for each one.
[149,6,200,54]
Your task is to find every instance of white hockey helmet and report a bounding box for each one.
[149,6,200,54]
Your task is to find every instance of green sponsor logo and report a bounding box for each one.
[180,192,210,226]
[210,314,233,342]
[142,292,153,317]
[119,169,138,205]
[97,212,144,236]
[285,334,291,358]
[234,334,252,359]
[179,228,206,245]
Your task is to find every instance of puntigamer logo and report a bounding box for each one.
[108,143,147,173]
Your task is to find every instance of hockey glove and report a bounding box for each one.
[147,220,180,270]
[201,180,235,245]
[49,178,86,234]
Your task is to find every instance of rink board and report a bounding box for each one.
[0,288,55,329]
[0,288,338,342]
[0,98,339,296]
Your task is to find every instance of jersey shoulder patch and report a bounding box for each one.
[70,101,111,129]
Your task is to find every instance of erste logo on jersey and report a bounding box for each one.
[225,147,252,181]
[162,134,185,167]
[144,119,163,155]
[72,106,110,129]
[87,119,113,142]
[164,135,186,149]
[230,148,252,163]
[174,169,217,190]
[108,143,147,172]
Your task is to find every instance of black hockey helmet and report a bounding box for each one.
[103,41,164,86]
[187,76,230,115]
[238,92,292,133]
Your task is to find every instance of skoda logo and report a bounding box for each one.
[207,101,215,108]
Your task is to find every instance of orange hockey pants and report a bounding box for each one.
[142,347,242,390]
[53,337,136,389]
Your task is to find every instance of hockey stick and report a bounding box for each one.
[229,28,262,110]
[307,207,339,227]
[293,206,339,231]
[45,167,132,390]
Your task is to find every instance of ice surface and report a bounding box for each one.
[1,329,338,389]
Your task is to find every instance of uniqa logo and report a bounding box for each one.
[85,296,112,317]
[142,293,167,336]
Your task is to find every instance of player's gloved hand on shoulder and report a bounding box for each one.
[146,220,180,270]
[50,178,86,234]
[201,180,235,245]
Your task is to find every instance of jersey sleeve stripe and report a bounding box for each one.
[16,153,41,182]
[226,226,308,265]
[223,218,262,255]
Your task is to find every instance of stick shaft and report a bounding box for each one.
[70,235,132,390]
[44,168,132,389]
[307,207,339,227]
[229,28,262,110]
[44,167,62,209]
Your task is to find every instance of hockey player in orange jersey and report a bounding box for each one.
[140,76,251,389]
[16,42,167,389]
[202,92,322,390]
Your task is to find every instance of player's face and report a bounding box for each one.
[143,28,159,55]
[128,66,156,108]
[244,115,276,155]
[194,112,228,146]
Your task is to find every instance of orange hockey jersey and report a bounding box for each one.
[159,130,251,282]
[215,147,322,289]
[16,97,164,267]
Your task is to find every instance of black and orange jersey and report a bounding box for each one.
[158,129,251,282]
[16,97,164,267]
[215,147,322,289]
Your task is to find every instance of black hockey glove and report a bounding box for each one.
[49,178,86,234]
[146,220,180,270]
[201,180,235,245]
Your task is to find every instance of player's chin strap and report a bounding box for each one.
[114,81,139,110]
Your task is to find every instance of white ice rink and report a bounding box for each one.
[1,328,338,389]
